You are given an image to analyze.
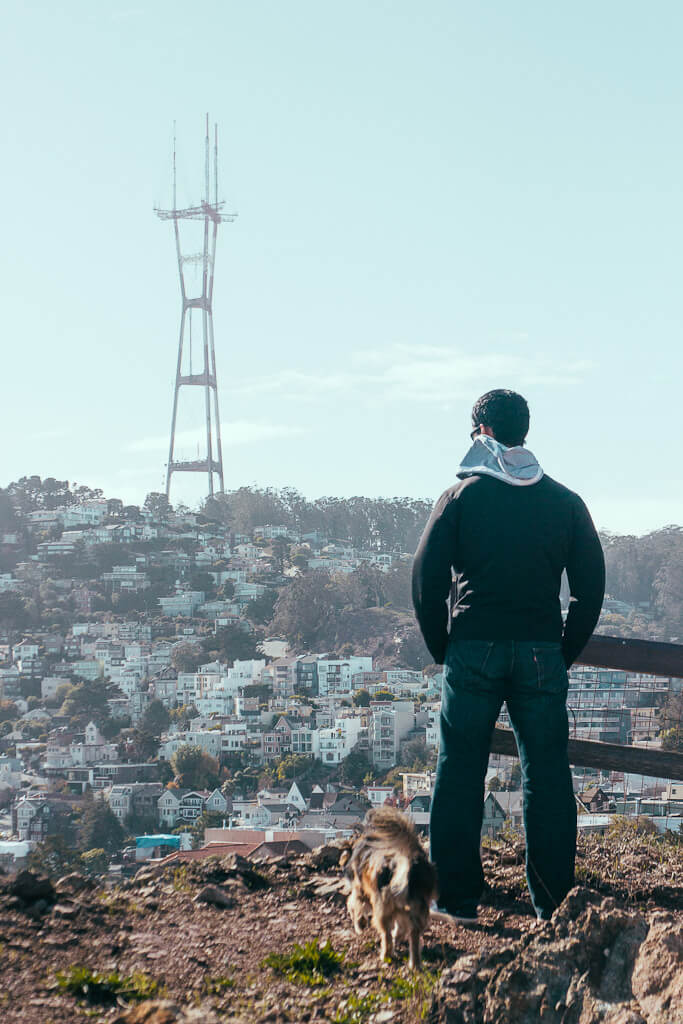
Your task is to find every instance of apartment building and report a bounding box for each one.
[317,656,373,696]
[369,701,415,769]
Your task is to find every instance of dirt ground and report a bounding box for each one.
[1,832,681,1024]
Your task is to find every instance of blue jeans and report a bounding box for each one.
[430,639,576,920]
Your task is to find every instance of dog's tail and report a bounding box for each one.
[364,807,435,904]
[363,806,418,847]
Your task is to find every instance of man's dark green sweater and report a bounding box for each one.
[411,443,605,668]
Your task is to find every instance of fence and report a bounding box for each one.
[490,635,683,788]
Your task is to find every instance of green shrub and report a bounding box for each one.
[262,938,345,987]
[54,966,163,1004]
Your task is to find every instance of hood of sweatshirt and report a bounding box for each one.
[456,435,544,487]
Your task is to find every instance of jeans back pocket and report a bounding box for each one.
[532,644,568,695]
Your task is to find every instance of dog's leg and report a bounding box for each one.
[379,922,393,963]
[375,910,394,964]
[347,889,367,935]
[408,926,421,970]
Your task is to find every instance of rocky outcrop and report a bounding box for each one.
[435,888,683,1024]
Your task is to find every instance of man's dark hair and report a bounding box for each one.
[471,389,529,447]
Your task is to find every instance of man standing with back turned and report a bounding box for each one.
[412,389,605,922]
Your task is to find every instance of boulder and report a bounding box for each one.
[9,870,54,905]
[113,1000,222,1024]
[434,888,675,1024]
[52,901,81,920]
[55,872,93,896]
[309,843,344,870]
[193,884,235,909]
[114,1001,181,1024]
[631,913,683,1024]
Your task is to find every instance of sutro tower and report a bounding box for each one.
[155,115,236,499]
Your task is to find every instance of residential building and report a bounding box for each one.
[158,591,205,617]
[369,701,415,769]
[158,789,208,828]
[317,657,373,697]
[41,676,70,701]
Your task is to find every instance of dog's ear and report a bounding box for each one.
[339,848,351,869]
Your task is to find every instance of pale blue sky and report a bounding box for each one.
[2,2,682,533]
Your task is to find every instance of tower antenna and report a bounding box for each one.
[155,116,237,500]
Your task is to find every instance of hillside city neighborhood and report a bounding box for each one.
[0,484,681,876]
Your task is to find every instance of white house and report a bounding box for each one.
[204,788,229,815]
[159,728,222,761]
[70,722,118,766]
[230,798,271,827]
[365,785,394,807]
[317,657,373,696]
[158,591,205,617]
[220,721,248,756]
[318,717,363,764]
[157,789,208,827]
[41,676,71,701]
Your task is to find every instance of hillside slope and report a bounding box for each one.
[1,832,681,1024]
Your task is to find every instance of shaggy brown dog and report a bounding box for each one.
[341,807,438,968]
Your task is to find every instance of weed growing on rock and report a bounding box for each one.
[387,970,438,1020]
[54,966,164,1005]
[172,866,192,893]
[202,975,235,995]
[332,991,383,1023]
[262,938,345,987]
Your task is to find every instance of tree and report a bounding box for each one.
[0,700,17,723]
[190,571,215,595]
[660,727,683,753]
[157,759,175,785]
[28,835,81,878]
[81,848,109,875]
[401,738,429,770]
[0,488,18,531]
[209,624,262,666]
[171,643,204,674]
[659,693,683,750]
[100,714,131,740]
[340,748,372,788]
[275,753,314,783]
[270,572,345,649]
[125,729,160,762]
[61,679,110,724]
[352,689,371,707]
[189,810,226,847]
[78,794,125,855]
[124,810,159,836]
[144,492,172,517]
[171,745,221,790]
[372,689,395,702]
[270,537,291,574]
[0,592,30,632]
[141,700,171,737]
[245,590,277,626]
[169,704,198,729]
[201,493,233,528]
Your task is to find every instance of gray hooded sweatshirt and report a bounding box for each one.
[456,435,544,487]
